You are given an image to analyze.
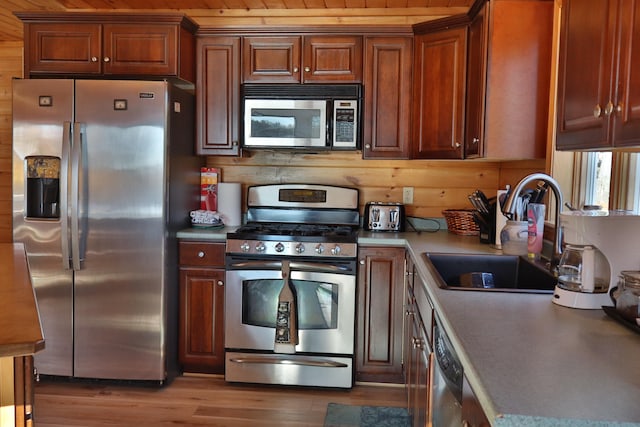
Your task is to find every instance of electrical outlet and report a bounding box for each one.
[402,187,414,204]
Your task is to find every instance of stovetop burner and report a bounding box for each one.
[226,184,360,258]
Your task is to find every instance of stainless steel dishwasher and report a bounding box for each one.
[431,320,463,427]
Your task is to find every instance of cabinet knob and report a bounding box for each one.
[616,103,623,114]
[91,56,98,63]
[605,101,614,116]
[197,251,205,258]
[472,137,479,144]
[304,66,311,72]
[454,142,461,148]
[293,67,299,73]
[232,141,239,146]
[412,337,424,350]
[217,280,224,286]
[359,259,365,265]
[593,104,602,118]
[103,57,111,63]
[364,144,371,149]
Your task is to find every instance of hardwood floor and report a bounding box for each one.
[33,374,406,426]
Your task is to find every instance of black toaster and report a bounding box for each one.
[363,202,406,232]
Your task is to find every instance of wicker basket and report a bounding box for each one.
[442,209,480,236]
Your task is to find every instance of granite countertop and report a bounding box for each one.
[177,227,640,426]
[0,243,45,358]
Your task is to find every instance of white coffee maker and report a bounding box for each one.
[554,210,640,309]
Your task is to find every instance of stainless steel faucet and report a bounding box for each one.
[502,173,564,267]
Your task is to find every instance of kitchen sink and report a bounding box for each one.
[423,253,557,293]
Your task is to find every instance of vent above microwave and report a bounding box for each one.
[242,84,362,99]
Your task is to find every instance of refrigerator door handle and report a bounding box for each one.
[61,121,72,270]
[70,122,83,271]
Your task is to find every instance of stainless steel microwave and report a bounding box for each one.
[241,84,362,150]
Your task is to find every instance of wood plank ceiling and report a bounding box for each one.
[0,0,474,42]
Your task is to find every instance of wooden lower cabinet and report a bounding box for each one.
[405,262,433,427]
[178,241,226,374]
[356,246,405,383]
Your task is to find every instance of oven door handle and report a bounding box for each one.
[228,356,348,368]
[228,260,351,273]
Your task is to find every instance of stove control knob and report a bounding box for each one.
[331,245,342,256]
[275,242,285,253]
[295,243,305,254]
[255,242,266,253]
[315,244,325,254]
[240,242,251,253]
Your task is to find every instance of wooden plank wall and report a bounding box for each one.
[0,41,22,243]
[206,152,545,218]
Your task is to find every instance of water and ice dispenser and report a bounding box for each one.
[25,156,60,219]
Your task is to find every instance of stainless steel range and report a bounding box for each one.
[225,184,359,388]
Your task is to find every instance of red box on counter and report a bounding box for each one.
[200,167,218,211]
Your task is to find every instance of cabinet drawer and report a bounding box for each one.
[179,241,225,267]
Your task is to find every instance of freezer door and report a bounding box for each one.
[12,79,75,377]
[72,80,169,381]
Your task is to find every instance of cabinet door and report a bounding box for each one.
[556,0,616,150]
[356,246,405,383]
[25,23,102,75]
[302,35,362,83]
[179,267,225,373]
[196,36,241,156]
[412,27,467,159]
[413,316,430,427]
[462,377,491,427]
[242,36,301,83]
[363,36,412,159]
[102,24,177,76]
[464,5,488,159]
[611,0,640,147]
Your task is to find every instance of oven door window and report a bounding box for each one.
[242,279,338,330]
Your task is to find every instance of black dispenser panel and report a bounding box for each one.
[26,156,60,219]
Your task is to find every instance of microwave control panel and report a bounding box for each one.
[333,100,358,149]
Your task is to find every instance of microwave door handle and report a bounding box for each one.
[60,121,72,270]
[70,122,83,271]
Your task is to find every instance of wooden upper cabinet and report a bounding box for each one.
[556,0,640,150]
[464,5,488,159]
[362,36,413,159]
[242,35,362,83]
[25,23,101,75]
[412,26,467,159]
[412,0,552,160]
[479,0,552,159]
[102,24,179,76]
[303,35,362,83]
[17,13,197,83]
[196,36,241,156]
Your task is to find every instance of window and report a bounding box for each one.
[580,151,640,212]
[583,152,611,209]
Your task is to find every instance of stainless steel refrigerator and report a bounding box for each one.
[12,79,202,382]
